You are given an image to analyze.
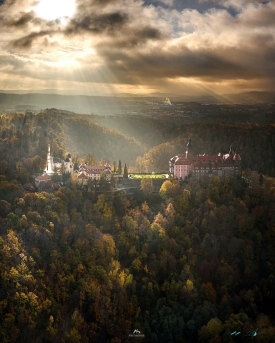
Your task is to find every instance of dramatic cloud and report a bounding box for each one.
[0,0,274,94]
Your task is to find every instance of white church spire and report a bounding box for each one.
[44,144,54,174]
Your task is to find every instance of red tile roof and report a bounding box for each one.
[78,172,88,179]
[35,174,51,181]
[78,163,112,178]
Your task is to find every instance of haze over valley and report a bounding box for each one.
[1,0,275,342]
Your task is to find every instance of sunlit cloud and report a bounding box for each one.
[34,0,76,21]
[0,0,274,95]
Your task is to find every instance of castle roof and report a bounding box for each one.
[77,172,88,179]
[233,153,241,161]
[171,154,224,166]
[77,163,112,179]
[170,139,241,169]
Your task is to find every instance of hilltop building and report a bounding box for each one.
[35,145,74,190]
[42,145,74,176]
[77,163,112,186]
[169,138,241,179]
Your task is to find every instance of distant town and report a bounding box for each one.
[1,92,275,123]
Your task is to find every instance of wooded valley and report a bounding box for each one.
[0,110,275,342]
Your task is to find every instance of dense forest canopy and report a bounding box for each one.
[0,110,275,342]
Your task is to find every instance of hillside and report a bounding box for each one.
[0,110,145,175]
[224,91,275,104]
[88,114,178,149]
[135,122,275,176]
[1,111,275,342]
[63,116,145,164]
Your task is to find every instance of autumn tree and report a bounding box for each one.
[140,178,154,198]
[85,154,97,166]
[159,179,180,199]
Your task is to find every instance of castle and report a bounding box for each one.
[169,138,241,179]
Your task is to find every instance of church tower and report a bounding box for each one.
[64,153,74,175]
[44,144,54,174]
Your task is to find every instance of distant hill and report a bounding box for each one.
[0,93,130,114]
[62,116,146,164]
[0,91,274,114]
[170,91,275,104]
[223,91,275,104]
[116,91,275,104]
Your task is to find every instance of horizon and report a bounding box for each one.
[0,0,274,97]
[0,89,274,98]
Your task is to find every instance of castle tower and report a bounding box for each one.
[186,138,194,158]
[229,145,234,157]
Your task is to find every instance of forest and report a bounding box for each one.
[0,110,275,342]
[88,114,275,176]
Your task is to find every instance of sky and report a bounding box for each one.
[0,0,274,96]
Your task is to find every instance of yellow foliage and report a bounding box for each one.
[186,279,194,292]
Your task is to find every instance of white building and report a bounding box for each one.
[77,163,112,185]
[44,144,54,174]
[64,153,74,175]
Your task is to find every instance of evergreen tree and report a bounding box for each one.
[123,163,128,179]
[118,160,122,174]
[113,161,117,173]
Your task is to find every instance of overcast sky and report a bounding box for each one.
[0,0,274,95]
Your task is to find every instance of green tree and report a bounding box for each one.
[0,200,11,217]
[113,161,117,173]
[140,178,154,197]
[124,163,128,179]
[199,318,223,341]
[118,160,122,174]
[51,173,61,183]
